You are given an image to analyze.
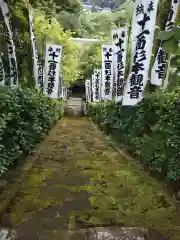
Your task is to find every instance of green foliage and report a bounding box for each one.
[34,10,81,85]
[0,86,64,176]
[78,44,102,79]
[157,26,180,55]
[87,90,180,181]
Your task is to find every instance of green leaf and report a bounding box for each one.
[157,30,174,41]
[162,37,178,54]
[174,26,180,40]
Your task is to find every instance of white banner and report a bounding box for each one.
[85,80,91,102]
[91,73,95,101]
[44,43,62,99]
[28,4,40,89]
[122,0,159,106]
[63,86,67,100]
[58,74,63,99]
[92,69,101,102]
[131,0,146,66]
[112,27,128,103]
[0,0,18,87]
[0,54,5,86]
[37,59,44,88]
[101,44,113,100]
[151,0,179,86]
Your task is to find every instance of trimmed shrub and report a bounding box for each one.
[0,86,64,176]
[87,90,180,181]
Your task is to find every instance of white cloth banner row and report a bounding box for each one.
[151,0,179,87]
[0,0,18,87]
[90,27,128,103]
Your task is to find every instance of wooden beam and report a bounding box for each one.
[71,38,100,44]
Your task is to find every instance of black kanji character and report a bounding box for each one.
[49,61,57,70]
[155,63,166,79]
[48,60,58,65]
[157,48,166,64]
[109,48,113,52]
[105,69,111,75]
[167,8,174,22]
[131,62,144,74]
[105,62,112,69]
[10,58,16,67]
[8,46,13,54]
[147,1,154,13]
[56,48,61,53]
[137,13,150,30]
[105,75,111,81]
[117,62,124,70]
[49,51,59,60]
[136,4,144,16]
[121,31,125,38]
[130,74,143,86]
[117,50,124,62]
[113,33,118,39]
[47,87,53,95]
[134,50,146,63]
[95,73,100,79]
[166,21,174,31]
[128,85,142,99]
[136,34,146,51]
[12,72,17,84]
[117,85,123,96]
[105,81,110,88]
[117,70,123,80]
[48,76,55,83]
[115,38,124,49]
[137,29,150,39]
[48,47,53,52]
[117,78,124,85]
[48,70,56,77]
[105,51,112,60]
[105,89,110,95]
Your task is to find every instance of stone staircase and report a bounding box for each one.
[0,228,16,240]
[66,97,86,116]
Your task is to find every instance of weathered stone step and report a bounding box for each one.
[66,97,84,116]
[0,228,16,240]
[0,227,167,239]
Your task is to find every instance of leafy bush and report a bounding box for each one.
[87,90,180,181]
[0,86,64,176]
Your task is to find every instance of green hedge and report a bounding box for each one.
[87,89,180,181]
[0,86,64,176]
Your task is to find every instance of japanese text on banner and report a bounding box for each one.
[44,43,62,99]
[122,0,159,106]
[151,0,179,87]
[101,45,114,100]
[112,27,128,103]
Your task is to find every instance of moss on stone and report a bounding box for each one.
[3,118,179,239]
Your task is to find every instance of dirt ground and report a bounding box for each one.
[0,117,179,239]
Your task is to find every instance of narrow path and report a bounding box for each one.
[0,117,179,239]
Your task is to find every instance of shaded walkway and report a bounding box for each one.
[0,118,179,239]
